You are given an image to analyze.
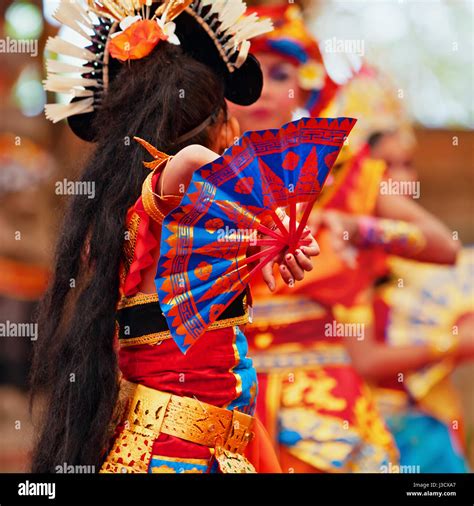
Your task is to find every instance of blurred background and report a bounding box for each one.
[0,0,472,472]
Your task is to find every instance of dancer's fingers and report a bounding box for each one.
[294,249,313,271]
[261,259,276,292]
[284,253,305,281]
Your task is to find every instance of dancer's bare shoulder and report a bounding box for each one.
[161,145,220,195]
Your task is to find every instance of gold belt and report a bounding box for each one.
[101,383,256,473]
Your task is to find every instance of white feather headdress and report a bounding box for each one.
[44,0,273,123]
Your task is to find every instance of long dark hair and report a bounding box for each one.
[30,43,226,472]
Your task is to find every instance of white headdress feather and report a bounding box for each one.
[45,98,95,123]
[44,0,273,124]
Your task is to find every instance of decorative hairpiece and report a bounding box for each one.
[247,4,340,117]
[250,3,322,65]
[133,135,168,170]
[331,65,416,152]
[184,1,272,72]
[44,0,273,124]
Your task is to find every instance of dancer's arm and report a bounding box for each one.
[374,193,459,264]
[157,145,320,291]
[310,195,459,266]
[344,293,474,381]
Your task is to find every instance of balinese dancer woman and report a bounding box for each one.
[340,67,474,472]
[30,0,322,474]
[229,4,344,134]
[228,5,461,473]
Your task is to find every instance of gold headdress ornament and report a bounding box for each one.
[133,136,168,170]
[326,65,416,153]
[44,0,273,124]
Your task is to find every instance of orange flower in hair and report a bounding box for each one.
[109,19,167,62]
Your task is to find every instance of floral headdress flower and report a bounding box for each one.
[109,10,180,62]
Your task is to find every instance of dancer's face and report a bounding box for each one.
[228,52,304,133]
[371,131,417,182]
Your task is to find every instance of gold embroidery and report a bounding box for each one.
[117,312,249,347]
[119,331,172,347]
[117,292,159,309]
[123,212,140,269]
[215,447,256,474]
[151,456,210,465]
[150,465,177,473]
[251,343,350,372]
[142,171,167,223]
[207,313,249,330]
[101,383,256,473]
[250,295,326,328]
[119,211,141,287]
[282,370,347,412]
[353,386,399,464]
[100,428,155,474]
[151,465,203,474]
[280,406,359,472]
[278,386,398,472]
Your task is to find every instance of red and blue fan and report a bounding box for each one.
[156,117,356,353]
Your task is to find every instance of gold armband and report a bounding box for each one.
[141,159,182,225]
[357,216,426,255]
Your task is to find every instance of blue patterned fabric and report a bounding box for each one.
[386,411,469,473]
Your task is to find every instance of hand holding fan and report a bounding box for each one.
[156,117,356,353]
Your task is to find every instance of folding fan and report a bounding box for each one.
[156,117,356,353]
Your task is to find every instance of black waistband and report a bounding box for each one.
[116,291,247,342]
